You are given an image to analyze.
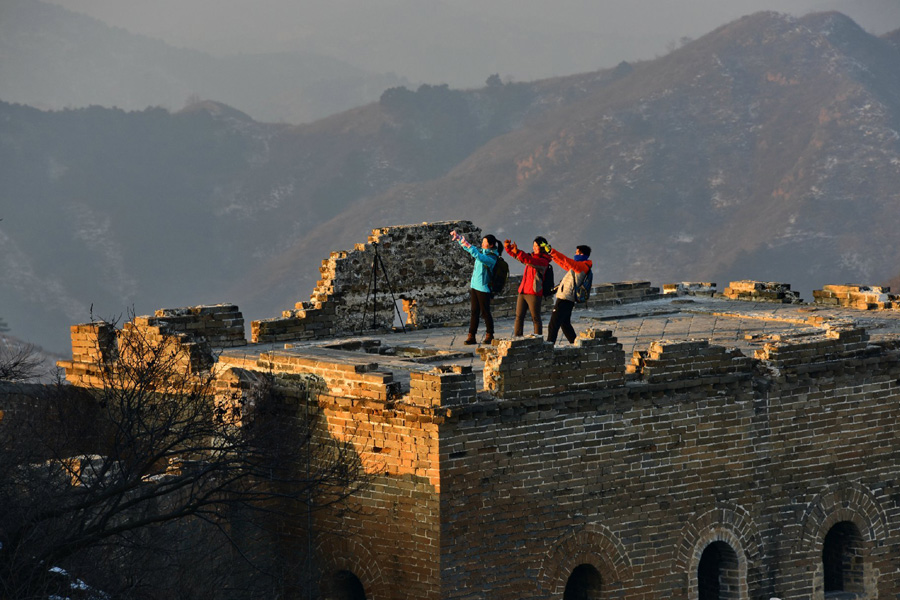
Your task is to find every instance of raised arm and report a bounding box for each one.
[504,240,550,267]
[550,249,590,273]
[453,231,497,267]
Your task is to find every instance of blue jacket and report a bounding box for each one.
[459,239,499,293]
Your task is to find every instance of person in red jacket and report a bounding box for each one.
[546,243,593,344]
[504,236,552,337]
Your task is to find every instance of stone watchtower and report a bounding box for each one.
[56,222,900,599]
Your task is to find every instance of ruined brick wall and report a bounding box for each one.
[723,280,802,303]
[628,339,754,383]
[477,329,625,398]
[59,304,244,387]
[813,284,899,310]
[141,305,246,347]
[253,221,483,343]
[435,331,900,599]
[216,351,446,600]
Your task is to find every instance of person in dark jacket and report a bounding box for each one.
[504,236,551,337]
[546,243,593,344]
[451,230,501,345]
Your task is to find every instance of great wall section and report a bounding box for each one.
[6,220,900,599]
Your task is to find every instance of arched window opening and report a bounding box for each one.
[823,521,865,597]
[329,569,367,600]
[697,541,740,600]
[563,563,602,600]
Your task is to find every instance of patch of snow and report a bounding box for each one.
[262,182,295,210]
[67,203,138,301]
[838,252,875,279]
[0,229,88,321]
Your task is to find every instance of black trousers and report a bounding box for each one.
[547,298,576,344]
[469,289,494,335]
[514,294,542,336]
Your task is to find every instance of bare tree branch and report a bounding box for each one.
[0,312,370,599]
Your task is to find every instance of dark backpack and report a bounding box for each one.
[489,256,509,295]
[537,264,554,298]
[574,268,593,303]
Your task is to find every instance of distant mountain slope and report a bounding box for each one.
[0,0,406,123]
[0,77,547,350]
[247,11,900,311]
[4,11,900,352]
[884,28,900,50]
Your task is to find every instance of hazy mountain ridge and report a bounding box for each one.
[3,10,900,351]
[245,11,900,313]
[0,0,407,124]
[0,75,553,349]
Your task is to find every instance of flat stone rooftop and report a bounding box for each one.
[221,295,900,390]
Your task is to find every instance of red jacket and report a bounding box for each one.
[506,246,551,296]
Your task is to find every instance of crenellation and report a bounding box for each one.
[408,366,477,408]
[663,282,717,296]
[753,325,872,369]
[477,328,626,399]
[813,284,900,310]
[150,303,246,347]
[723,280,803,303]
[587,280,662,305]
[626,339,754,384]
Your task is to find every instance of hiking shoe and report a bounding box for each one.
[463,334,477,345]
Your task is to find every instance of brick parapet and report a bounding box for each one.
[119,321,213,375]
[59,313,218,387]
[251,298,336,344]
[587,281,662,305]
[218,351,403,403]
[723,280,803,303]
[813,284,900,310]
[57,322,117,387]
[663,282,717,297]
[628,339,754,384]
[477,328,625,399]
[409,366,477,408]
[753,325,871,370]
[148,304,246,347]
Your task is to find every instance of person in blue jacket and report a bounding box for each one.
[451,230,501,345]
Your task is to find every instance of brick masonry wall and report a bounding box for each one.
[813,284,899,310]
[59,318,214,387]
[145,304,246,347]
[434,335,900,599]
[663,282,717,297]
[477,329,625,398]
[724,280,802,303]
[216,350,445,600]
[312,397,442,600]
[628,339,754,383]
[253,221,483,343]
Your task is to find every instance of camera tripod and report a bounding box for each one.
[360,242,407,333]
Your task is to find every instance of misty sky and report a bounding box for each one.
[41,0,900,87]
